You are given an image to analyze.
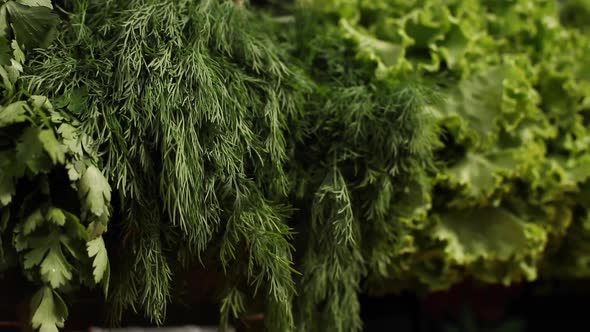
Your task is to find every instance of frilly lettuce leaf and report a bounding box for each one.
[432,208,546,283]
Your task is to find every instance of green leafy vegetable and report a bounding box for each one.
[30,286,68,332]
[87,236,109,283]
[0,5,111,328]
[16,0,53,9]
[28,0,307,328]
[78,165,111,221]
[4,1,58,50]
[0,100,27,126]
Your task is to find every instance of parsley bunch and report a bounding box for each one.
[0,2,111,332]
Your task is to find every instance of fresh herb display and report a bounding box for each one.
[0,0,588,331]
[27,1,310,330]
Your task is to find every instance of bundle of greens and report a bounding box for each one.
[0,1,111,332]
[282,9,440,331]
[27,0,309,330]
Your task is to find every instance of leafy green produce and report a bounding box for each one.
[281,10,440,330]
[0,2,111,332]
[30,286,68,332]
[27,0,309,329]
[0,92,112,331]
[0,0,587,331]
[0,0,58,65]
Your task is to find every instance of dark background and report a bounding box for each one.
[2,268,589,332]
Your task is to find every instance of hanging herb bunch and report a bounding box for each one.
[280,7,441,331]
[27,0,310,330]
[0,1,111,332]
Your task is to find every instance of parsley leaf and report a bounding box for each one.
[22,209,44,236]
[16,0,53,9]
[30,286,68,332]
[16,127,52,174]
[40,243,73,288]
[0,172,15,206]
[0,35,11,66]
[46,207,65,226]
[0,100,28,126]
[87,236,108,283]
[4,1,59,50]
[23,242,48,269]
[39,129,65,165]
[78,165,111,220]
[57,123,83,156]
[20,229,75,288]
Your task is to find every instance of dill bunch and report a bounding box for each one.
[285,9,442,332]
[26,0,309,329]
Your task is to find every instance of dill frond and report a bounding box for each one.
[288,10,441,331]
[27,0,309,328]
